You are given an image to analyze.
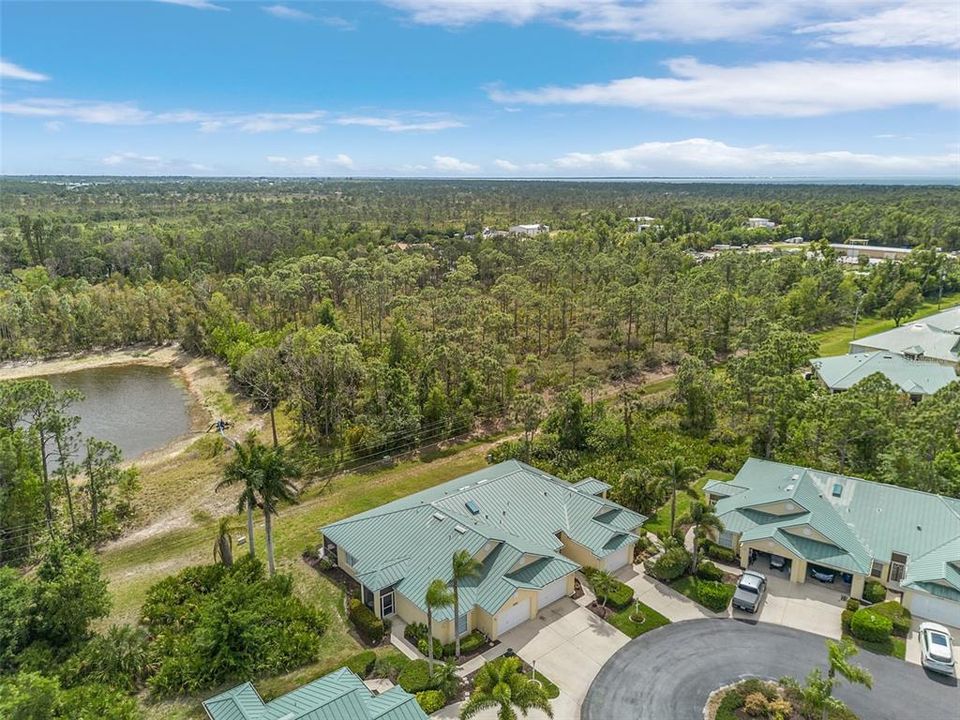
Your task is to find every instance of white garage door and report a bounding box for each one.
[911,593,960,627]
[603,545,631,572]
[537,577,568,610]
[497,597,531,636]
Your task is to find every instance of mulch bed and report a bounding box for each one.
[586,600,617,621]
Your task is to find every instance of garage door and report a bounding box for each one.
[911,593,960,627]
[497,597,531,636]
[603,545,631,572]
[537,577,568,610]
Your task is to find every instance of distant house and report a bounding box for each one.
[830,243,912,263]
[481,226,507,239]
[321,460,643,643]
[849,306,960,367]
[746,217,776,229]
[202,668,428,720]
[509,223,549,237]
[810,351,957,400]
[627,215,658,232]
[705,458,960,627]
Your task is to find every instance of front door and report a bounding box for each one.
[889,552,908,583]
[380,590,395,617]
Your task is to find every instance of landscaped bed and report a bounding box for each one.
[707,678,858,720]
[606,600,671,638]
[472,655,560,699]
[841,599,909,660]
[670,575,735,613]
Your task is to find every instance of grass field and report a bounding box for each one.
[607,600,671,638]
[814,291,960,357]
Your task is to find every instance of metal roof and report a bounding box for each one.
[811,352,957,395]
[717,459,960,584]
[202,669,427,720]
[849,306,960,365]
[321,461,646,619]
[570,477,611,496]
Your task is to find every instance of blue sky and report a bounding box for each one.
[1,0,958,177]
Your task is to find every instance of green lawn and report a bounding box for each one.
[843,632,907,660]
[814,292,960,357]
[642,470,733,538]
[607,601,671,638]
[669,575,735,613]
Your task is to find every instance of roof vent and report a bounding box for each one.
[465,500,480,515]
[454,525,467,534]
[432,512,446,521]
[791,474,800,481]
[785,485,795,493]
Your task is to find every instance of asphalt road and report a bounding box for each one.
[581,619,958,720]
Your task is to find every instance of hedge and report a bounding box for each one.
[845,598,861,612]
[417,636,444,659]
[348,598,385,644]
[647,547,691,582]
[701,539,738,564]
[600,580,635,609]
[696,561,724,582]
[415,690,446,714]
[695,580,734,613]
[442,630,487,658]
[345,650,376,678]
[862,580,886,605]
[850,607,893,643]
[869,601,912,638]
[398,660,433,694]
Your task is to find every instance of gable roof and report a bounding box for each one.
[716,458,960,583]
[850,306,960,365]
[811,352,957,395]
[321,460,645,619]
[202,668,427,720]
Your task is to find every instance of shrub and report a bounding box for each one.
[596,579,635,609]
[841,609,854,634]
[869,601,912,638]
[398,660,433,693]
[845,598,861,612]
[417,636,444,659]
[348,599,385,644]
[648,547,691,582]
[695,580,734,613]
[372,651,410,681]
[696,561,724,582]
[768,697,793,720]
[850,607,893,643]
[415,690,446,714]
[862,580,886,604]
[345,650,376,678]
[442,630,487,658]
[702,539,738,564]
[404,622,427,644]
[743,691,769,716]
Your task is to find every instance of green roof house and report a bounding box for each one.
[201,667,427,720]
[705,458,960,627]
[810,351,957,399]
[849,306,960,367]
[321,460,645,643]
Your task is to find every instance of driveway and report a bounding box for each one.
[582,619,958,720]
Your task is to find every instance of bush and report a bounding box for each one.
[702,539,737,564]
[372,652,410,681]
[348,599,385,644]
[696,561,724,582]
[845,598,861,612]
[417,636,444,659]
[850,607,893,643]
[695,580,734,613]
[841,609,854,634]
[442,630,487,658]
[869,601,912,638]
[862,580,886,605]
[648,547,691,582]
[345,650,376,678]
[743,691,769,717]
[398,659,433,693]
[415,690,446,714]
[599,580,635,609]
[404,622,427,644]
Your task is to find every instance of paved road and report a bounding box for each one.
[581,619,958,720]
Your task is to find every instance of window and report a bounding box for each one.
[718,530,737,549]
[870,560,883,578]
[344,551,357,567]
[380,591,395,617]
[456,613,468,637]
[465,500,480,515]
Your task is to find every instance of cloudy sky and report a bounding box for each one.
[1,0,958,177]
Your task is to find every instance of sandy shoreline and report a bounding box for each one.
[0,343,186,381]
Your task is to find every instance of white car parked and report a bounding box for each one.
[918,622,955,676]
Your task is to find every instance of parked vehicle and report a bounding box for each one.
[733,570,767,613]
[769,554,786,571]
[919,622,956,676]
[808,565,836,583]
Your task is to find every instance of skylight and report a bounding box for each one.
[454,525,467,534]
[432,512,446,521]
[465,500,480,515]
[832,483,843,498]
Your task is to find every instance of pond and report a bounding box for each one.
[46,364,194,460]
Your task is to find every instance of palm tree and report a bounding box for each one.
[217,434,263,560]
[452,550,483,659]
[614,468,666,516]
[687,502,723,573]
[213,516,234,567]
[460,656,553,720]
[654,456,702,537]
[255,443,302,576]
[587,569,618,611]
[425,578,454,676]
[820,638,872,720]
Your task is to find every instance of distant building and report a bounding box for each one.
[481,226,507,239]
[627,215,658,232]
[849,306,960,367]
[784,236,805,244]
[509,223,549,237]
[746,217,777,229]
[830,243,912,263]
[811,351,957,401]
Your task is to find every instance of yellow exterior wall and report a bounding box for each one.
[474,607,496,637]
[558,532,601,569]
[782,524,834,546]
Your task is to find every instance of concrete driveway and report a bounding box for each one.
[582,619,959,720]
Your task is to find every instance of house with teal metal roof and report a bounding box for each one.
[849,306,960,367]
[705,458,960,627]
[810,351,957,399]
[321,460,645,643]
[201,667,427,720]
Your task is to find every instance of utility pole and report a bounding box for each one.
[851,292,865,341]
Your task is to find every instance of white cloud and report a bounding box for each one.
[490,57,959,117]
[494,158,520,171]
[335,115,465,132]
[332,153,355,169]
[550,137,960,176]
[797,2,960,48]
[100,151,212,173]
[433,155,479,173]
[0,59,50,82]
[263,4,314,21]
[266,154,355,171]
[156,0,228,10]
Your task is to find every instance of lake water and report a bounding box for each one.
[46,364,194,460]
